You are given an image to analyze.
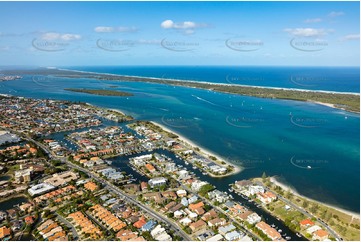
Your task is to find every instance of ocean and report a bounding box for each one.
[0,66,359,213]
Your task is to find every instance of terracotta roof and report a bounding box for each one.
[0,226,11,239]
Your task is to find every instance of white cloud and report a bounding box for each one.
[284,28,333,37]
[328,11,344,17]
[160,19,207,34]
[94,26,137,33]
[339,34,360,42]
[41,32,81,41]
[304,18,322,23]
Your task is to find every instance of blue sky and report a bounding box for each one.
[0,1,359,66]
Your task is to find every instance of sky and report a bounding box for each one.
[0,1,359,67]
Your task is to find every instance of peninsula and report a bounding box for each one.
[3,68,359,113]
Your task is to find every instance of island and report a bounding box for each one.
[64,88,133,97]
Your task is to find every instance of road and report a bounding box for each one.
[55,212,79,240]
[255,181,342,241]
[26,136,191,241]
[179,184,262,241]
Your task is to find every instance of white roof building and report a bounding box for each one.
[28,183,55,196]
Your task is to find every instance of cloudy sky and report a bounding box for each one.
[0,1,359,66]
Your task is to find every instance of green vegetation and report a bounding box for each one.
[64,88,133,97]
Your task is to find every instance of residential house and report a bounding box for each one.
[225,231,242,241]
[208,218,226,228]
[246,213,261,225]
[189,220,207,233]
[299,219,315,229]
[218,224,236,236]
[256,221,281,241]
[312,230,329,241]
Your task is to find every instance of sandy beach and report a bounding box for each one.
[151,121,242,176]
[270,176,360,219]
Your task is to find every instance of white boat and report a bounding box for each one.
[278,229,282,233]
[192,166,197,169]
[228,188,233,192]
[286,236,291,240]
[185,161,189,165]
[296,233,302,237]
[307,165,312,169]
[271,224,275,228]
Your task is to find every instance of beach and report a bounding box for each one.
[151,121,242,177]
[271,176,360,219]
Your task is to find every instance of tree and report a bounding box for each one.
[262,172,267,182]
[302,200,309,208]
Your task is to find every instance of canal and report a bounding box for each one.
[110,148,306,241]
[0,196,29,211]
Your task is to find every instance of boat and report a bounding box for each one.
[229,195,233,199]
[271,224,275,228]
[248,199,253,202]
[286,236,291,240]
[296,233,302,238]
[228,188,233,192]
[202,172,207,175]
[192,166,197,169]
[185,161,189,165]
[307,165,312,169]
[278,229,282,233]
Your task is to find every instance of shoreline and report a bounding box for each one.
[58,67,360,96]
[150,121,242,177]
[270,176,360,219]
[310,100,360,114]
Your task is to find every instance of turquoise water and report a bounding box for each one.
[0,68,359,213]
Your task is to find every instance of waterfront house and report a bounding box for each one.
[189,220,207,233]
[194,207,206,215]
[248,185,264,195]
[140,182,148,191]
[246,212,261,225]
[306,225,322,234]
[0,226,11,240]
[312,229,329,241]
[257,191,277,204]
[299,218,315,229]
[0,211,7,221]
[208,190,229,203]
[255,221,281,241]
[148,177,167,188]
[11,220,23,231]
[6,209,17,220]
[235,180,252,189]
